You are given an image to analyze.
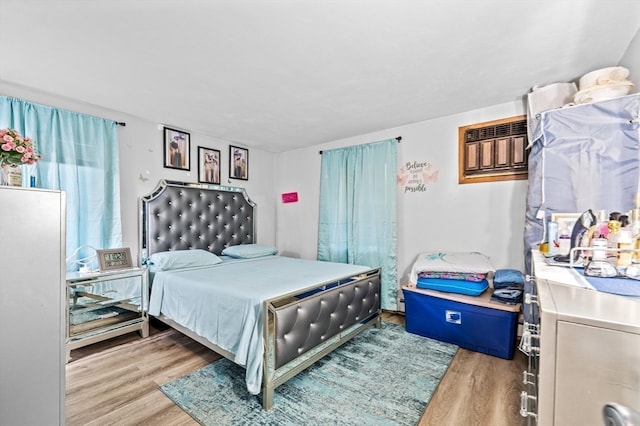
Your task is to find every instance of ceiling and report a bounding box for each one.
[1,1,639,153]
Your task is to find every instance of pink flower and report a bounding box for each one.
[0,128,42,165]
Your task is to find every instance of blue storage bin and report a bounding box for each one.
[402,287,520,360]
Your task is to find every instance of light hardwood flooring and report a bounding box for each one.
[66,313,527,426]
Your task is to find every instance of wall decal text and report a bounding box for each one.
[397,160,439,193]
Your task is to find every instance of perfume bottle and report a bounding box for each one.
[593,210,610,239]
[616,229,634,269]
[584,237,617,278]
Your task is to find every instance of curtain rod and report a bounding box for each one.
[318,136,401,154]
[116,121,126,126]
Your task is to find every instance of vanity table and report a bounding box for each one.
[520,250,640,425]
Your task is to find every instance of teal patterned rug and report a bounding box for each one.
[160,322,457,426]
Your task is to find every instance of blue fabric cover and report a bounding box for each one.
[582,275,640,297]
[416,277,488,296]
[149,249,222,271]
[523,94,640,274]
[221,243,278,258]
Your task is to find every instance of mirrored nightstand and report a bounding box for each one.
[65,267,149,361]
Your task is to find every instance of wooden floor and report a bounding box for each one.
[66,313,527,426]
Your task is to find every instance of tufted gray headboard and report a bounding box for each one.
[139,180,255,263]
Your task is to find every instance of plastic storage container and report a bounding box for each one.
[402,286,520,359]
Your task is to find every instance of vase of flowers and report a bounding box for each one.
[0,128,42,186]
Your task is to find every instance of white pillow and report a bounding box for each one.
[148,249,222,271]
[221,244,278,259]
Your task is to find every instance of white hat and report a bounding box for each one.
[573,66,634,104]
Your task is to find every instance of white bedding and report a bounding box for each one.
[148,255,370,394]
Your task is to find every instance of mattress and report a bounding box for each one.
[148,255,370,394]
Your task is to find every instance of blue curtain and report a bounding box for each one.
[318,139,398,310]
[0,96,122,271]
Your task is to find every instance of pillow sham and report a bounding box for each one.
[148,249,222,271]
[221,243,278,259]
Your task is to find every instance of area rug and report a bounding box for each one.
[160,322,458,426]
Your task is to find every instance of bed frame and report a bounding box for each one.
[139,180,381,409]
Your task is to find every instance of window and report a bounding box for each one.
[458,115,528,184]
[0,96,122,271]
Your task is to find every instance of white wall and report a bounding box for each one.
[274,99,529,289]
[1,83,276,263]
[619,27,640,87]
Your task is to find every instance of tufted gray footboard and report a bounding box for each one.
[262,268,381,409]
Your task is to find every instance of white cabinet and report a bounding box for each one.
[0,187,66,426]
[527,252,640,425]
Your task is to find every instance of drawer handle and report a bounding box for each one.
[520,391,538,418]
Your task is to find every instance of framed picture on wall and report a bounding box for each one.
[163,127,190,171]
[198,147,221,184]
[229,145,248,180]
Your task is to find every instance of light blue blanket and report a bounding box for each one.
[148,255,370,394]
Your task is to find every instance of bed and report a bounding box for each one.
[139,180,381,409]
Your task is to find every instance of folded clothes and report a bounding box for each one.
[491,286,523,304]
[493,269,525,289]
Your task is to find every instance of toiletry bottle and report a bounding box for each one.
[629,208,640,262]
[616,228,634,269]
[585,237,617,277]
[607,219,621,262]
[558,223,571,256]
[586,210,608,257]
[547,221,559,256]
[589,210,609,239]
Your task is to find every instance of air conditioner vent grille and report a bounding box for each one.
[459,116,529,184]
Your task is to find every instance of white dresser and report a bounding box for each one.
[522,251,640,426]
[0,187,66,425]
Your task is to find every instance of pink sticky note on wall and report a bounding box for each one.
[281,192,299,203]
